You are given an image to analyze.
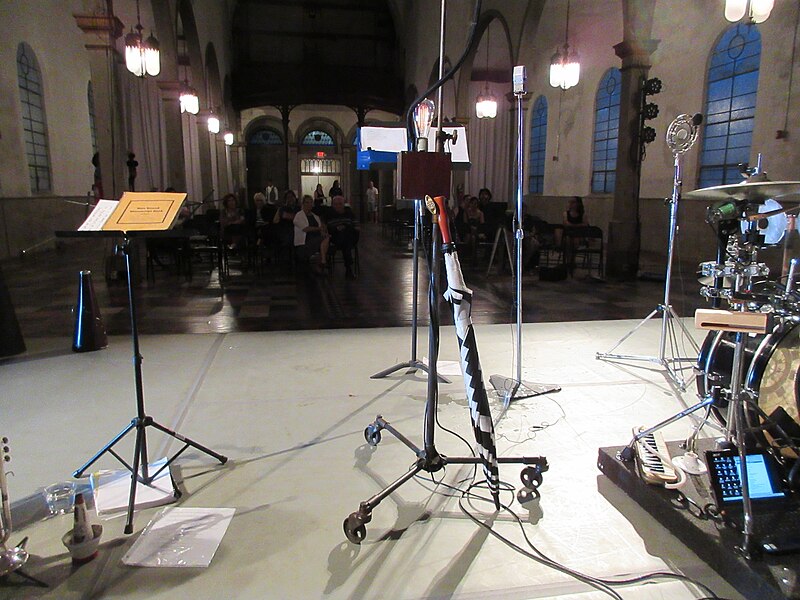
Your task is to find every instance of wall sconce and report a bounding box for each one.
[124,0,160,77]
[179,80,199,115]
[207,109,220,134]
[724,0,774,23]
[549,0,580,90]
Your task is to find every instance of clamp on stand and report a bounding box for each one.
[72,235,227,534]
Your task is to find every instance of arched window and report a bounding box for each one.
[528,95,547,194]
[301,130,334,146]
[248,127,283,145]
[591,68,621,194]
[87,81,97,155]
[17,43,51,193]
[699,24,761,187]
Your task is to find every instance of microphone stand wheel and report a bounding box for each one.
[343,505,372,545]
[520,463,545,490]
[364,424,382,447]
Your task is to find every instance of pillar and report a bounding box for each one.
[605,0,659,279]
[74,13,127,199]
[156,81,187,192]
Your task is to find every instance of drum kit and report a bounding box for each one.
[680,160,800,557]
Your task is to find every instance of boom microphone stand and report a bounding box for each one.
[490,66,560,404]
[597,114,703,391]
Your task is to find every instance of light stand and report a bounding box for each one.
[371,199,449,383]
[72,235,227,534]
[490,66,561,404]
[597,114,703,390]
[372,97,448,383]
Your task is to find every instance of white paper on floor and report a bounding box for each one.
[121,507,236,567]
[92,458,178,517]
[423,357,462,378]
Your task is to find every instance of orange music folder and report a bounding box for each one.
[102,192,187,232]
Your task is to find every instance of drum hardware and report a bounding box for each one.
[597,113,703,390]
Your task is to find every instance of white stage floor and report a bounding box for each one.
[1,320,745,599]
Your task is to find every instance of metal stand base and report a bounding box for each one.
[343,415,549,544]
[597,304,699,391]
[370,359,450,383]
[489,375,561,404]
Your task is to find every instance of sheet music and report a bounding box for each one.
[360,127,408,153]
[78,199,118,231]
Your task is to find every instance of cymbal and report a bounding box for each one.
[684,181,800,203]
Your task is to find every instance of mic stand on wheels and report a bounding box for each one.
[597,114,702,391]
[371,199,450,383]
[343,206,548,544]
[490,69,560,405]
[72,234,227,534]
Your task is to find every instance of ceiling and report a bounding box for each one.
[231,0,406,115]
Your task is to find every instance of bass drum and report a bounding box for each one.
[696,318,800,456]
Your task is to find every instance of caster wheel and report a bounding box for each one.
[517,488,533,504]
[520,466,543,489]
[343,513,367,544]
[364,425,382,446]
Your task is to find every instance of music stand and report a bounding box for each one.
[56,226,227,534]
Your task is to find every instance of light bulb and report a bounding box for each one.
[413,98,435,151]
[724,0,748,21]
[207,113,220,134]
[224,131,234,146]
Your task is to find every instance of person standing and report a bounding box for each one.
[328,179,343,200]
[265,179,279,205]
[365,180,379,223]
[126,152,138,191]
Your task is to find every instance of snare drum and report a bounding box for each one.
[696,317,800,455]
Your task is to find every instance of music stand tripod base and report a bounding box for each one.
[489,375,561,402]
[370,359,451,383]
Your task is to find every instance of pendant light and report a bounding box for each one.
[124,0,160,77]
[724,0,774,23]
[207,108,220,134]
[475,26,497,119]
[549,0,580,90]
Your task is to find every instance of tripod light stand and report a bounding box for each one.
[490,66,560,405]
[371,99,449,384]
[597,114,703,390]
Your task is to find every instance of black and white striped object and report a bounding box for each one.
[443,246,501,508]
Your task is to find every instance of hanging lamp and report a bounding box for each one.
[549,0,580,90]
[124,0,160,77]
[475,26,497,119]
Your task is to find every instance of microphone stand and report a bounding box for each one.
[490,71,560,406]
[597,114,701,390]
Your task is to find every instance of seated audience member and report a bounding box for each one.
[462,196,486,256]
[558,196,589,269]
[220,193,245,250]
[326,195,360,279]
[248,192,274,248]
[273,190,299,254]
[294,195,329,273]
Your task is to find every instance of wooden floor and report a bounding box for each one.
[3,222,707,339]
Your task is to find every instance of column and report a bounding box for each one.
[605,0,659,279]
[74,14,127,199]
[156,82,187,192]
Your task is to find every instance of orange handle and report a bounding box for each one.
[432,195,452,244]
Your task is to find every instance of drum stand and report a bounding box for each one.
[72,236,227,534]
[371,199,450,384]
[344,219,548,544]
[597,133,699,391]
